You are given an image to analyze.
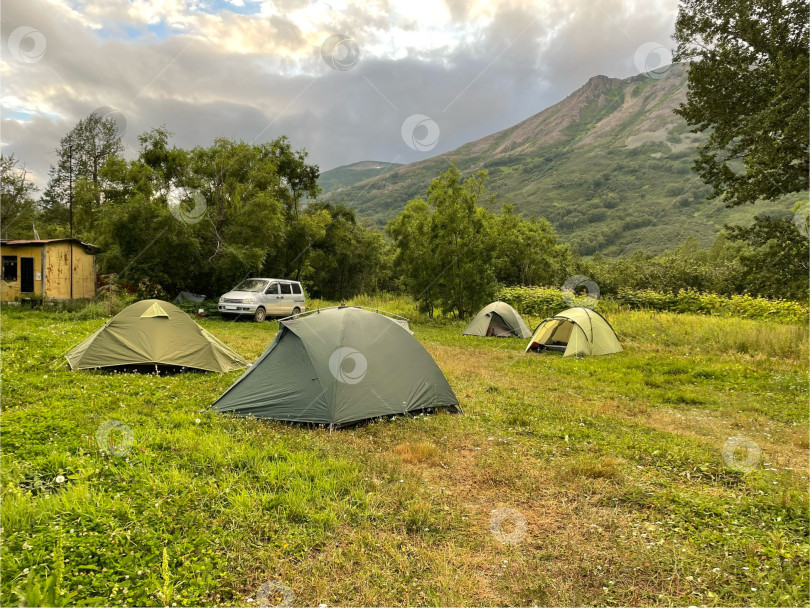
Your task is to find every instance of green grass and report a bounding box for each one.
[1,301,808,606]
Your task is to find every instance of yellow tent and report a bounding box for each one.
[526,307,622,357]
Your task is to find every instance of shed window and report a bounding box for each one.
[2,256,17,282]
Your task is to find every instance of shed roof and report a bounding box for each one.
[1,238,101,254]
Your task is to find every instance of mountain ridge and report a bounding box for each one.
[322,65,800,254]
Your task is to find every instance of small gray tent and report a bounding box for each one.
[463,301,532,338]
[211,307,459,427]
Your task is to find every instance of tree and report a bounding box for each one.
[673,0,809,206]
[273,137,320,218]
[0,154,38,239]
[41,111,125,234]
[186,137,287,284]
[387,166,496,319]
[428,167,495,318]
[91,130,200,295]
[304,203,391,300]
[86,129,328,297]
[491,205,565,286]
[724,215,809,299]
[386,198,439,315]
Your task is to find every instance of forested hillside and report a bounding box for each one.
[323,64,803,254]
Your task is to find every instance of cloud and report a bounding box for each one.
[1,0,678,191]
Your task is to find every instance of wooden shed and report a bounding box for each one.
[1,238,100,302]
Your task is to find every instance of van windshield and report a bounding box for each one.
[233,279,268,292]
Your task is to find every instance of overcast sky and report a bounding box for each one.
[2,0,679,190]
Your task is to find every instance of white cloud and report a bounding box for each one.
[2,0,679,190]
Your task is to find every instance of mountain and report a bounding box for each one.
[318,160,402,194]
[324,65,801,255]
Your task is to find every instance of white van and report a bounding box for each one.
[218,278,306,322]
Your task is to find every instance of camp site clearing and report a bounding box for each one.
[1,297,808,607]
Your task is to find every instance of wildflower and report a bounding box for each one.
[22,568,29,574]
[55,475,65,484]
[195,419,201,424]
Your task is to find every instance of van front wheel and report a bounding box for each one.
[253,307,266,323]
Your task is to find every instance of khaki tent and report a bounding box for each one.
[526,307,622,357]
[463,301,532,338]
[211,306,459,427]
[66,299,247,372]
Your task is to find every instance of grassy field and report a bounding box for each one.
[1,298,808,607]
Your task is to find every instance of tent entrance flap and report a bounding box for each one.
[530,319,575,349]
[487,314,513,337]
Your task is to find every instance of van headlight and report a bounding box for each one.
[219,296,225,303]
[243,297,255,304]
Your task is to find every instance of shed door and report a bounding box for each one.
[20,257,34,293]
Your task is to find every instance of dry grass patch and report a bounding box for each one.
[792,429,810,450]
[560,455,624,481]
[394,441,440,464]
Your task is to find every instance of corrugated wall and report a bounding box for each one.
[44,242,96,300]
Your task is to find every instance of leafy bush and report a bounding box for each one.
[617,288,808,324]
[496,286,570,319]
[497,286,808,324]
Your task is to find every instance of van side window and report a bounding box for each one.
[291,283,302,295]
[266,282,278,294]
[280,283,292,295]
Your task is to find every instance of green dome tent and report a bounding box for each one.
[463,301,532,338]
[526,307,622,357]
[211,307,460,427]
[66,299,248,372]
